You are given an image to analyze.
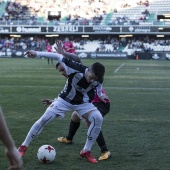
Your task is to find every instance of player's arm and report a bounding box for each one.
[41,99,54,106]
[55,41,81,63]
[0,107,23,170]
[96,84,109,103]
[64,52,81,63]
[0,107,16,151]
[25,50,63,62]
[63,57,86,74]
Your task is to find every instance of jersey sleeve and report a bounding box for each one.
[96,83,103,97]
[62,57,87,75]
[36,51,63,62]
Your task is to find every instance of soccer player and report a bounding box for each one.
[18,49,108,163]
[57,83,111,161]
[52,42,111,160]
[63,37,76,54]
[0,106,23,170]
[42,86,111,161]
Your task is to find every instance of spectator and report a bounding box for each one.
[46,42,53,64]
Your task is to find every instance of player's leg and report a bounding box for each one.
[80,109,103,163]
[82,109,103,151]
[18,110,57,156]
[93,102,111,160]
[18,97,68,156]
[58,111,81,144]
[96,130,111,160]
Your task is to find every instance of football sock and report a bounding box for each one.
[22,110,56,147]
[96,131,108,152]
[83,110,103,151]
[66,120,80,140]
[22,122,43,147]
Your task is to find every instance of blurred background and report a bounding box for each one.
[0,0,170,60]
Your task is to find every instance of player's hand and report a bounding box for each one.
[24,50,37,58]
[99,94,109,103]
[5,147,23,170]
[55,41,65,55]
[41,99,53,106]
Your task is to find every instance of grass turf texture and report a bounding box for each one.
[0,58,170,170]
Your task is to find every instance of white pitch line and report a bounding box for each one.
[114,63,125,73]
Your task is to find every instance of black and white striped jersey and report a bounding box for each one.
[36,51,103,105]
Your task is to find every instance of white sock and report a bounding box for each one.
[22,110,56,147]
[83,125,101,151]
[22,122,43,147]
[83,110,103,152]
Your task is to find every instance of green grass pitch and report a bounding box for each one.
[0,58,170,170]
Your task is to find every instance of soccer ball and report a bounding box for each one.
[37,145,56,163]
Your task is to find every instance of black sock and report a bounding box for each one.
[66,120,80,140]
[96,131,108,152]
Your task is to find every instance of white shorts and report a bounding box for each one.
[46,97,97,118]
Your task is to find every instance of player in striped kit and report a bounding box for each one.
[18,48,108,163]
[42,53,111,161]
[57,87,111,161]
[53,43,111,161]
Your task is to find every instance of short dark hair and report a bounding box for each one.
[91,62,105,83]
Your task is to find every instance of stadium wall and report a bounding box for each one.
[0,25,170,34]
[1,25,170,60]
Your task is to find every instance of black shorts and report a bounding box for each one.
[93,102,110,117]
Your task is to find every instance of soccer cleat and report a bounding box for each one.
[98,151,111,161]
[18,145,27,156]
[80,150,98,163]
[57,137,72,144]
